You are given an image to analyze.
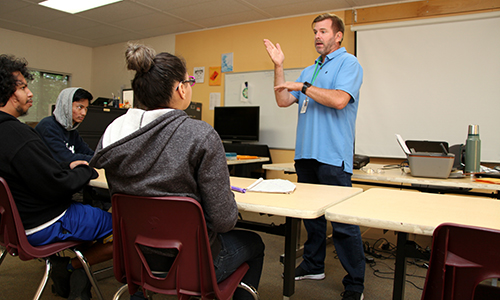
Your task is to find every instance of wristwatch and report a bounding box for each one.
[302,82,312,94]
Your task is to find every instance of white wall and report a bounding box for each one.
[91,34,176,100]
[0,28,92,89]
[0,27,175,102]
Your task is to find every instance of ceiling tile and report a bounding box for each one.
[77,1,153,23]
[112,12,184,31]
[169,0,256,21]
[0,0,412,47]
[35,16,101,34]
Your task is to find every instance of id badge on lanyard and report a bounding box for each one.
[300,60,321,114]
[300,97,309,114]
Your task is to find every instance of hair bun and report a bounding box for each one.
[125,43,156,73]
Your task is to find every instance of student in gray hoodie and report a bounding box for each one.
[90,43,264,300]
[36,87,94,163]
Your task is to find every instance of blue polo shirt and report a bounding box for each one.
[290,47,363,174]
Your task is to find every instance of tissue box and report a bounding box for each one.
[408,153,455,178]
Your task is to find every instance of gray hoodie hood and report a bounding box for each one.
[53,87,80,131]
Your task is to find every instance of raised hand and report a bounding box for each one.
[263,39,285,66]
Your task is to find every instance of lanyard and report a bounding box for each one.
[310,60,322,85]
[301,60,322,114]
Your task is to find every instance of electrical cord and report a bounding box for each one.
[363,240,427,290]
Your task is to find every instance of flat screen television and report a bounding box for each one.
[214,106,259,142]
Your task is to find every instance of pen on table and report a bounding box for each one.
[231,186,246,193]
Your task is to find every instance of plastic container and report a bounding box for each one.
[225,152,237,161]
[408,153,455,178]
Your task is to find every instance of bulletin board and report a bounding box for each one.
[224,68,302,149]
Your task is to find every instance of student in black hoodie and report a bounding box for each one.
[0,54,112,300]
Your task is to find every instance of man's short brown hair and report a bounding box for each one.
[312,13,345,45]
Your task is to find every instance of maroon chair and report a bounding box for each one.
[421,223,500,300]
[111,194,259,300]
[0,177,104,300]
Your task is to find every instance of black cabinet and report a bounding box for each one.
[78,106,127,150]
[223,143,272,179]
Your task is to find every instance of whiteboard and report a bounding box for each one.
[354,12,500,162]
[224,69,302,149]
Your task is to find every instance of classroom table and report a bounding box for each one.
[324,188,500,300]
[263,162,500,197]
[226,157,269,165]
[89,170,363,299]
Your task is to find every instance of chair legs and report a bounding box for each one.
[0,246,7,266]
[32,258,52,300]
[112,284,128,300]
[0,247,105,300]
[238,282,260,300]
[72,248,104,300]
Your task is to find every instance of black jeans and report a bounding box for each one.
[295,159,365,293]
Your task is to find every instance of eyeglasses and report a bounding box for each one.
[176,76,196,90]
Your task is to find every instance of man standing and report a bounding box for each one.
[0,54,112,300]
[264,13,365,300]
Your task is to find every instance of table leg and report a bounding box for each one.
[283,217,300,298]
[393,232,408,300]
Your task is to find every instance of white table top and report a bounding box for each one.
[263,162,295,172]
[89,168,108,189]
[89,169,363,220]
[325,188,500,236]
[353,163,500,190]
[227,157,269,165]
[230,177,362,219]
[263,162,500,191]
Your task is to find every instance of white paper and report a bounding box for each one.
[209,93,221,110]
[247,178,296,194]
[240,81,248,103]
[193,67,205,83]
[395,133,411,155]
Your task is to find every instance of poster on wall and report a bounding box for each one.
[221,52,233,72]
[193,67,204,83]
[209,66,221,86]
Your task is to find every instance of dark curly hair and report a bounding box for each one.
[0,54,33,107]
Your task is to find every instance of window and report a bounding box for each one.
[19,70,70,123]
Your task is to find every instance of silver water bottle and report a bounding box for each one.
[465,124,481,174]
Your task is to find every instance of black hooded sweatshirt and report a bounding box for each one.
[0,111,93,230]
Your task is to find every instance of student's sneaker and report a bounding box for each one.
[340,290,364,300]
[294,266,325,281]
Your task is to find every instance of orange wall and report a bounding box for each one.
[175,11,351,127]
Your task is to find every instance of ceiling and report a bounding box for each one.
[0,0,403,48]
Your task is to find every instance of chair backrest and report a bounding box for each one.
[0,176,31,259]
[421,223,500,300]
[111,194,222,298]
[0,177,81,261]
